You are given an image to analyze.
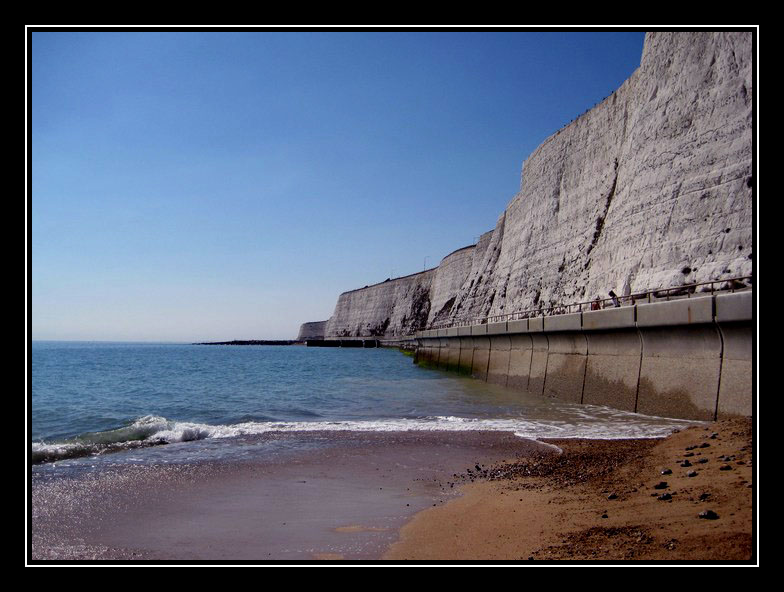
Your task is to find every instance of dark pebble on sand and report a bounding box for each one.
[601,514,608,519]
[687,471,698,477]
[680,460,692,467]
[657,493,672,501]
[699,510,719,520]
[720,465,733,471]
[699,443,710,448]
[654,481,669,490]
[607,492,618,500]
[661,468,672,475]
[699,492,711,501]
[697,458,709,464]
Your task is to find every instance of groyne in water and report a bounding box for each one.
[414,291,752,421]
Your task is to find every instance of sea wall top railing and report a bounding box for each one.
[428,275,753,331]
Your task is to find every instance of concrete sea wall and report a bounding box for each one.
[415,291,753,421]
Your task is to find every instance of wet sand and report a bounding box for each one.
[385,418,754,562]
[30,431,554,561]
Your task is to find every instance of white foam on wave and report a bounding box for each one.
[31,410,700,463]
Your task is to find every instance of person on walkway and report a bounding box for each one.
[608,290,621,308]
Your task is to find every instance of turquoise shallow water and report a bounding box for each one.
[30,341,697,465]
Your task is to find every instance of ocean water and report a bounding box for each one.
[30,341,697,468]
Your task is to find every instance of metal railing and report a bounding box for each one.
[426,275,752,331]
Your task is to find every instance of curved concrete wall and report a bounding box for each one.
[716,322,753,417]
[487,335,511,386]
[457,337,474,376]
[414,338,437,368]
[507,334,534,391]
[443,337,460,373]
[715,290,754,418]
[470,336,491,381]
[543,332,588,404]
[528,334,549,397]
[583,329,642,412]
[414,291,753,421]
[636,325,723,420]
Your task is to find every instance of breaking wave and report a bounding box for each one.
[31,411,698,464]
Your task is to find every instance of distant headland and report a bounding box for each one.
[195,340,299,346]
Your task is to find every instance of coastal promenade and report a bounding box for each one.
[413,283,753,421]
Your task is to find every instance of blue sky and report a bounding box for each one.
[31,30,646,341]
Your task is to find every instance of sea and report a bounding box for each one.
[31,341,696,469]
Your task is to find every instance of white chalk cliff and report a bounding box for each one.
[314,31,753,339]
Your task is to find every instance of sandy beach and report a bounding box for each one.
[30,419,754,563]
[385,418,754,562]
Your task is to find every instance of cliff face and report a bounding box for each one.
[319,31,753,338]
[297,321,327,341]
[324,270,435,338]
[429,244,480,324]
